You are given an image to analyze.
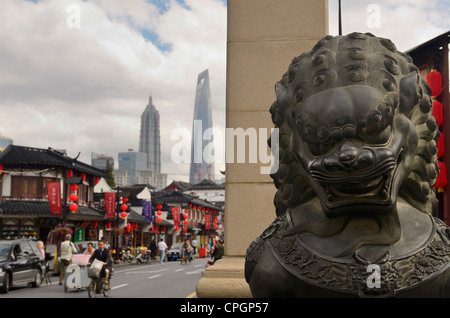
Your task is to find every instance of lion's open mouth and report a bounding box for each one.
[310,158,396,205]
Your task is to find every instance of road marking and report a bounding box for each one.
[175,268,185,272]
[125,269,168,274]
[111,284,128,290]
[194,264,204,268]
[148,274,163,279]
[186,269,204,275]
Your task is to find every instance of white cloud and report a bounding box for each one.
[0,0,227,183]
[328,0,450,51]
[1,0,447,185]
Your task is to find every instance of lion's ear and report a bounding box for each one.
[399,71,418,116]
[275,82,294,127]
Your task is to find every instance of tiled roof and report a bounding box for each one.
[0,200,105,220]
[0,145,106,177]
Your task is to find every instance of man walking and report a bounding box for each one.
[59,234,77,285]
[157,238,168,264]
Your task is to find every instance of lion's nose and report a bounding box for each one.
[322,143,375,172]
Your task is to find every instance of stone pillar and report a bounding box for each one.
[196,0,329,298]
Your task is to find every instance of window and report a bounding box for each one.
[11,176,43,198]
[20,242,35,257]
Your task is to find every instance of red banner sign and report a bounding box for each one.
[105,192,117,219]
[47,182,62,215]
[204,214,211,229]
[172,207,181,226]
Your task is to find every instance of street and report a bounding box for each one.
[0,257,210,298]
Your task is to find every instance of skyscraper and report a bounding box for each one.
[190,69,214,184]
[139,96,161,173]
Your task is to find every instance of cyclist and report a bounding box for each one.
[87,240,113,287]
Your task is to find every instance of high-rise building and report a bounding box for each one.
[190,69,215,184]
[91,152,114,170]
[118,150,147,186]
[139,96,161,173]
[0,134,13,152]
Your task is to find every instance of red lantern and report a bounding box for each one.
[120,211,128,218]
[81,173,86,181]
[69,203,78,212]
[94,177,100,184]
[183,214,189,219]
[214,225,218,229]
[183,226,187,232]
[156,217,162,223]
[432,100,443,127]
[175,225,179,231]
[436,161,448,188]
[133,223,138,229]
[0,164,3,174]
[69,184,78,191]
[162,226,166,232]
[93,220,98,228]
[69,193,78,201]
[156,210,162,216]
[67,169,73,177]
[121,204,128,211]
[184,220,189,225]
[127,223,131,231]
[122,197,128,203]
[427,70,442,97]
[156,204,163,210]
[106,222,111,229]
[438,134,445,158]
[214,216,218,220]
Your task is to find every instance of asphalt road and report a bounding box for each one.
[0,257,210,298]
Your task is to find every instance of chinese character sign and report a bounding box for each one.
[105,192,117,218]
[172,207,181,226]
[204,214,211,229]
[47,182,62,214]
[143,201,152,223]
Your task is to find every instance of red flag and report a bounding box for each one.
[172,207,181,226]
[204,214,211,229]
[105,192,117,218]
[47,182,62,214]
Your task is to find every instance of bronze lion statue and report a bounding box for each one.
[245,33,450,297]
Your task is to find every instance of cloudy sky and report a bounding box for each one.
[0,0,449,184]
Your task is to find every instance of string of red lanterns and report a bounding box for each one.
[427,69,447,189]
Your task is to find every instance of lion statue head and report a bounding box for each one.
[270,32,439,220]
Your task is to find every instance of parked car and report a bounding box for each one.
[0,239,45,293]
[165,243,182,262]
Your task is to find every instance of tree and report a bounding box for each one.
[105,159,116,188]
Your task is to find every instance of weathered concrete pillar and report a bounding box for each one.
[196,0,329,298]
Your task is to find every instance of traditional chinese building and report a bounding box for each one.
[0,145,107,242]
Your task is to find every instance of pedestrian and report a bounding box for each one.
[59,234,77,285]
[84,242,95,255]
[211,240,224,264]
[150,239,157,260]
[157,238,168,263]
[37,241,45,259]
[191,238,198,256]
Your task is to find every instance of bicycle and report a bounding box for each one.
[180,249,191,265]
[88,274,110,298]
[87,262,111,298]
